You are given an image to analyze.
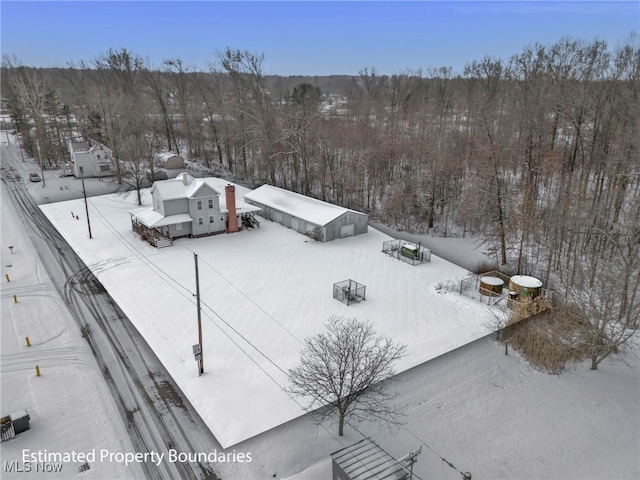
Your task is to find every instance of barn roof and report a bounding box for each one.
[244,184,366,227]
[331,438,407,480]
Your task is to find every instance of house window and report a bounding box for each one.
[96,154,101,160]
[197,200,203,210]
[209,216,214,224]
[99,165,110,172]
[208,199,214,209]
[198,217,204,226]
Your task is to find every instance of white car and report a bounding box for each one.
[29,173,41,182]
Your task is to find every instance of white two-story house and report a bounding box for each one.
[130,173,260,247]
[68,140,115,178]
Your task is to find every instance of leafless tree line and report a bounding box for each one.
[2,35,639,367]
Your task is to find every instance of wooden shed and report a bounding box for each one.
[244,185,368,242]
[154,152,185,170]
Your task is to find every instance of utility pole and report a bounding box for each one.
[194,253,204,375]
[36,139,46,187]
[79,167,92,239]
[401,446,421,480]
[13,128,26,162]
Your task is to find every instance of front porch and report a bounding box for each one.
[131,217,173,248]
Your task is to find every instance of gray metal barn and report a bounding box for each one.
[244,185,368,242]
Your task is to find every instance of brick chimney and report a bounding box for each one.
[225,184,239,233]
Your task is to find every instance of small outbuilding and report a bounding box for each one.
[1,410,30,442]
[244,185,368,242]
[331,438,408,480]
[154,152,185,170]
[9,410,30,434]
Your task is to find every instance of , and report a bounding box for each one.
[29,173,41,182]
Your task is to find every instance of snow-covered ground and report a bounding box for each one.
[0,181,143,479]
[269,336,640,480]
[3,135,638,479]
[39,185,499,448]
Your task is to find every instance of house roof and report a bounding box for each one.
[151,173,221,200]
[134,176,260,228]
[154,152,184,164]
[155,152,182,160]
[244,184,367,227]
[129,208,192,228]
[70,141,91,152]
[69,140,112,154]
[331,438,407,480]
[150,174,260,214]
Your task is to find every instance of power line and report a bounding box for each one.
[196,290,429,480]
[84,199,469,479]
[185,246,304,346]
[402,424,470,479]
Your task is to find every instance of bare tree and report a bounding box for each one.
[144,67,179,153]
[464,56,513,265]
[563,226,640,370]
[280,82,322,194]
[119,124,155,206]
[288,316,406,436]
[2,55,64,166]
[91,48,146,183]
[218,48,277,180]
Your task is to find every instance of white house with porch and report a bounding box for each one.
[129,173,260,247]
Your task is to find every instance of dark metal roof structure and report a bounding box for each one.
[331,438,408,480]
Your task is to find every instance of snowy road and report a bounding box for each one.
[1,145,222,479]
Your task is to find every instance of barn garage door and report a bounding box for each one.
[340,224,355,238]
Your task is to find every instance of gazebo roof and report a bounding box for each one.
[331,438,407,480]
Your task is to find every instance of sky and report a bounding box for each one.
[1,1,638,76]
